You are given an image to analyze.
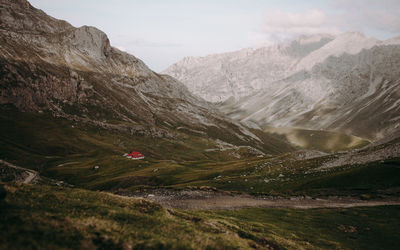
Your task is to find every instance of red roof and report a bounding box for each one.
[127,151,144,158]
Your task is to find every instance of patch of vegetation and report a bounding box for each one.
[287,159,400,197]
[195,205,400,250]
[183,157,400,198]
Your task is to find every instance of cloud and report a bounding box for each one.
[253,0,400,45]
[126,38,182,48]
[114,46,127,52]
[109,34,182,50]
[254,9,340,44]
[332,0,400,33]
[263,9,326,30]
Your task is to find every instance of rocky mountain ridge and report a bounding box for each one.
[0,0,293,154]
[164,32,400,140]
[220,44,400,140]
[163,33,335,102]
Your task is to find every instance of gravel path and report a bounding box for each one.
[121,189,400,210]
[0,159,38,184]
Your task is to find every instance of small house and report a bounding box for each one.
[125,151,145,160]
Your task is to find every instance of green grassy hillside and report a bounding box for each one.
[0,106,291,191]
[169,155,400,197]
[285,159,400,197]
[1,183,399,250]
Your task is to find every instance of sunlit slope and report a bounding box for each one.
[264,126,369,153]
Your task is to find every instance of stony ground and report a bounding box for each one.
[118,189,400,210]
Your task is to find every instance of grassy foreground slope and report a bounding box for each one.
[1,183,399,250]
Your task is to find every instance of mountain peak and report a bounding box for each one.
[335,31,371,41]
[294,31,380,71]
[295,34,336,45]
[383,35,400,45]
[69,25,112,58]
[341,30,365,36]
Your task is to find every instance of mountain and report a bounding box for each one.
[163,34,335,102]
[164,32,400,140]
[294,32,379,71]
[0,0,295,160]
[220,44,400,140]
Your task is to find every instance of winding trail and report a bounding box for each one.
[123,190,400,210]
[0,159,38,184]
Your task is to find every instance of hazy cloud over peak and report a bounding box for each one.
[256,9,340,43]
[251,0,400,46]
[332,0,400,33]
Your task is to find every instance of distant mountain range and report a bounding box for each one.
[163,32,400,140]
[0,0,296,156]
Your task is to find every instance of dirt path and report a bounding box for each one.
[121,189,400,210]
[0,159,38,184]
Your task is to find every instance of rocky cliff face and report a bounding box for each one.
[0,0,152,77]
[0,0,293,153]
[163,34,335,102]
[163,32,384,103]
[219,45,400,140]
[164,31,400,140]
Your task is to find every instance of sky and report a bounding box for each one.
[29,0,400,72]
